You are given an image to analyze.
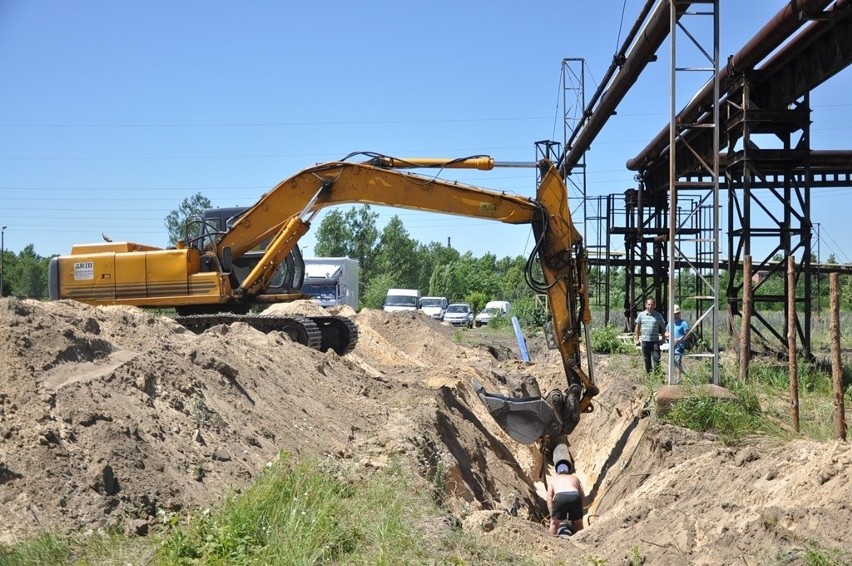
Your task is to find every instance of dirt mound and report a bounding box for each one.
[1,297,850,564]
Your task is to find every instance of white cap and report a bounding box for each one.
[673,304,681,313]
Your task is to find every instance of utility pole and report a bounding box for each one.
[1,225,6,297]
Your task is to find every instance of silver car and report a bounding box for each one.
[443,303,473,328]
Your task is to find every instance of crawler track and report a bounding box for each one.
[173,313,358,354]
[311,315,359,355]
[174,313,322,350]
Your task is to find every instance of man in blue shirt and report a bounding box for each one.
[634,298,665,373]
[665,304,690,380]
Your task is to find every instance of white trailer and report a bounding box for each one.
[303,257,359,310]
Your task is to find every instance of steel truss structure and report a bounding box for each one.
[564,0,851,360]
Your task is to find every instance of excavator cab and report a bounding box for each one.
[187,206,306,296]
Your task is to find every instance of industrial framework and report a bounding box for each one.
[552,0,851,363]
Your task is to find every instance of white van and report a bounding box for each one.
[383,288,420,312]
[474,300,511,327]
[419,296,448,320]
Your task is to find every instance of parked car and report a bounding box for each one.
[443,303,473,328]
[419,296,448,320]
[474,300,511,327]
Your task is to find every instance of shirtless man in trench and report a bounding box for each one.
[547,460,585,537]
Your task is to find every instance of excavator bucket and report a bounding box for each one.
[472,380,564,444]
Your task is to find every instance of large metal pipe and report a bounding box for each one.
[805,150,852,167]
[562,0,657,154]
[723,150,852,170]
[559,0,694,177]
[626,0,835,171]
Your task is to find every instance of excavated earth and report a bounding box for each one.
[1,296,851,565]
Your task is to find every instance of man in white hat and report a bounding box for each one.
[665,304,690,380]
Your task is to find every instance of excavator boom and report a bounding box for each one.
[224,157,597,442]
[48,154,597,443]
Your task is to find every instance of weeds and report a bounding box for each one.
[0,530,153,566]
[627,545,645,565]
[0,533,69,566]
[591,324,632,354]
[660,361,766,442]
[154,452,526,565]
[802,541,850,566]
[656,351,851,444]
[740,358,849,441]
[192,396,210,426]
[662,391,763,443]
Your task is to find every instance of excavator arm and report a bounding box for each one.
[49,152,596,443]
[222,156,598,443]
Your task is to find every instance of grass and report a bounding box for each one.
[0,452,527,566]
[0,530,154,566]
[802,541,851,566]
[655,353,851,444]
[590,324,632,354]
[0,533,70,566]
[661,388,765,443]
[451,321,519,350]
[156,452,428,565]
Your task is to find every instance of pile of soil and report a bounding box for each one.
[1,297,850,564]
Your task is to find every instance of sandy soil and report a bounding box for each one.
[1,297,850,564]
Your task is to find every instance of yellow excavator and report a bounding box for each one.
[48,153,598,444]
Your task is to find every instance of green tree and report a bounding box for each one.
[511,294,551,328]
[165,193,212,246]
[314,209,350,257]
[347,206,380,283]
[431,255,479,301]
[314,205,380,290]
[497,256,528,302]
[422,241,461,295]
[466,291,489,315]
[426,251,519,304]
[841,276,852,309]
[374,216,420,289]
[8,245,49,298]
[0,248,17,296]
[467,253,503,298]
[361,273,396,309]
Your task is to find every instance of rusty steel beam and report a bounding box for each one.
[752,0,852,108]
[626,0,835,173]
[557,0,694,177]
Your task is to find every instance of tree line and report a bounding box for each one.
[4,196,852,328]
[311,205,548,323]
[0,244,51,299]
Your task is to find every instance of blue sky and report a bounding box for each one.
[1,1,850,263]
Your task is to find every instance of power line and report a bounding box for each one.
[0,116,553,129]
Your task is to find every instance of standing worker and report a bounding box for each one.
[665,304,690,381]
[634,298,665,373]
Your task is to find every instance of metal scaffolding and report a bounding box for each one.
[665,0,721,384]
[551,0,850,366]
